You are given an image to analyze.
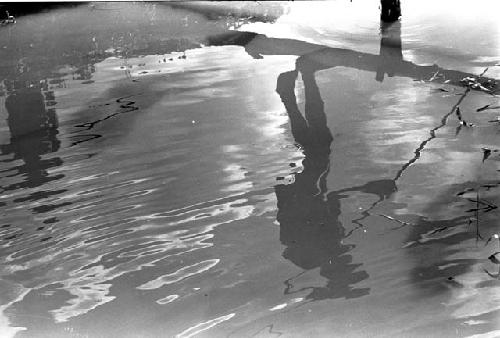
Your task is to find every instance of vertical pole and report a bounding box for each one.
[376,0,402,81]
[380,0,401,22]
[376,20,402,82]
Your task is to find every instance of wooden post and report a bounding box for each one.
[380,0,401,22]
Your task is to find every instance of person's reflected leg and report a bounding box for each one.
[301,70,333,197]
[276,70,309,147]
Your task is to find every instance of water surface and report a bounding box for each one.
[0,1,499,337]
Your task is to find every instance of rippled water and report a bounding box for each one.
[0,1,499,337]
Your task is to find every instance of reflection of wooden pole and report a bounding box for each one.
[376,21,402,82]
[380,0,401,22]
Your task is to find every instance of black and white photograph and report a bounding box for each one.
[0,1,499,337]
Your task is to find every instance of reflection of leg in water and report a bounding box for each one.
[275,68,369,301]
[276,71,308,146]
[301,70,333,198]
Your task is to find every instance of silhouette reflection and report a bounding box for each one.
[275,68,369,301]
[207,30,498,93]
[205,19,500,301]
[0,81,63,193]
[273,19,419,300]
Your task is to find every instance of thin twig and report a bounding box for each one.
[476,190,483,240]
[377,214,413,227]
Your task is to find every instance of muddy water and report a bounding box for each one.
[0,1,499,337]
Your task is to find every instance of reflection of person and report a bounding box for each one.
[275,67,369,301]
[0,85,62,191]
[208,16,498,300]
[274,20,406,298]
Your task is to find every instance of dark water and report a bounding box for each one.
[0,1,499,337]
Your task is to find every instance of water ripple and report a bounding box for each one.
[176,313,236,338]
[137,259,220,290]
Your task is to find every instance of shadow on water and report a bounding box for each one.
[274,68,370,301]
[203,13,500,334]
[209,17,499,304]
[270,19,405,301]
